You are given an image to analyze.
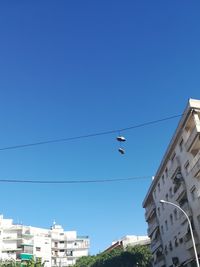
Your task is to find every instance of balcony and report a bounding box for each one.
[148,219,159,236]
[21,238,33,246]
[77,236,89,239]
[3,236,22,241]
[184,230,199,250]
[189,152,200,178]
[185,126,200,152]
[185,238,193,250]
[174,183,186,201]
[179,202,191,224]
[151,238,162,253]
[67,244,89,250]
[145,203,156,221]
[2,247,21,252]
[22,233,33,238]
[169,157,180,178]
[154,253,165,267]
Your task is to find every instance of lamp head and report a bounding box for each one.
[160,200,165,203]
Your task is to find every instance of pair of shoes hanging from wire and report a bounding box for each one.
[116,135,126,154]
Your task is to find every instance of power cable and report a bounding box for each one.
[0,114,183,151]
[0,176,151,184]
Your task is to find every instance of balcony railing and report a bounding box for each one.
[2,247,21,252]
[179,202,191,224]
[155,254,165,266]
[151,238,162,253]
[189,152,200,178]
[145,203,156,221]
[169,157,180,178]
[77,236,89,239]
[147,219,159,236]
[184,230,199,250]
[185,126,200,152]
[174,183,186,201]
[3,236,22,241]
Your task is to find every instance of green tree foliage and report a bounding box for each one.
[73,255,96,267]
[0,259,44,267]
[0,260,21,267]
[74,245,152,267]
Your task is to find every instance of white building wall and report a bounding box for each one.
[35,240,51,267]
[51,224,89,266]
[143,99,200,267]
[0,216,89,267]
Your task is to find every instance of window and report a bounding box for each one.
[60,250,64,252]
[170,214,173,225]
[169,187,173,198]
[157,207,160,216]
[171,153,176,162]
[174,236,178,247]
[165,220,168,231]
[179,237,183,244]
[59,241,64,244]
[154,189,156,199]
[174,209,178,221]
[179,138,183,152]
[158,182,161,192]
[66,250,73,256]
[191,186,197,201]
[184,161,190,175]
[36,247,41,252]
[169,241,173,251]
[165,168,168,178]
[162,175,165,185]
[164,245,168,255]
[197,215,200,231]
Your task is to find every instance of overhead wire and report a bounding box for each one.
[0,176,151,184]
[0,113,183,151]
[0,113,182,184]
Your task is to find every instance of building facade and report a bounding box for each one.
[104,235,150,252]
[0,215,89,267]
[143,99,200,267]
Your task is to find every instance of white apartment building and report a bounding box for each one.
[143,99,200,267]
[0,215,89,267]
[51,223,89,267]
[104,235,150,252]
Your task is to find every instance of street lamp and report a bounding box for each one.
[160,200,200,267]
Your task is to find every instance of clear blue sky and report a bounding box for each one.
[0,1,200,254]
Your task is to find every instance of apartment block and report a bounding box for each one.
[0,215,89,267]
[51,223,89,266]
[104,235,150,252]
[143,99,200,267]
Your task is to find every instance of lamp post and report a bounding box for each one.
[160,200,200,267]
